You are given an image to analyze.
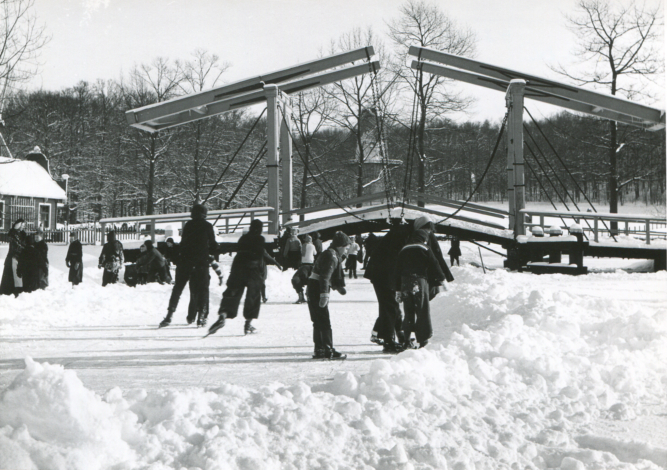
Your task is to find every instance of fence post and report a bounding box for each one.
[624,221,629,236]
[100,223,106,245]
[593,217,598,243]
[150,219,156,244]
[646,219,651,245]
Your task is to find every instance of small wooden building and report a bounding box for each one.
[0,147,67,232]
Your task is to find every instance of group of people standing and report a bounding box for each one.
[0,219,49,296]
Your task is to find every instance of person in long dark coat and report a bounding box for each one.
[448,236,461,266]
[160,204,217,328]
[208,219,281,336]
[66,231,83,286]
[0,219,27,296]
[395,229,445,349]
[17,230,48,292]
[306,231,350,359]
[364,223,412,352]
[362,232,378,269]
[98,231,124,286]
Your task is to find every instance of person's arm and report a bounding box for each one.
[429,232,454,283]
[427,249,446,284]
[66,244,73,267]
[207,223,218,255]
[317,251,337,293]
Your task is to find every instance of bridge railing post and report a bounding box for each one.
[594,217,599,242]
[646,219,651,245]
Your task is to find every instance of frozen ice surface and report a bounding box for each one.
[0,238,665,470]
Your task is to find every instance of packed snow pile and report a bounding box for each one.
[1,257,666,469]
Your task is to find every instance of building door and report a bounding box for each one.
[39,203,51,230]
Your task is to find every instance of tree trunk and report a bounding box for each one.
[147,135,156,216]
[417,103,427,207]
[300,143,310,222]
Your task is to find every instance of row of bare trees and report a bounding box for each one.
[0,0,664,224]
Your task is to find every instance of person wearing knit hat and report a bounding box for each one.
[413,215,434,232]
[160,203,217,328]
[394,228,446,350]
[306,231,350,359]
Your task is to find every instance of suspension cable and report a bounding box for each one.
[524,141,571,211]
[203,107,267,204]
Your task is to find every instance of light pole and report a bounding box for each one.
[62,174,69,239]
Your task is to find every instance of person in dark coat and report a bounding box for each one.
[163,237,179,267]
[362,232,378,269]
[98,231,124,286]
[364,223,412,353]
[135,240,170,284]
[0,219,27,296]
[208,219,282,336]
[160,204,217,328]
[307,231,350,360]
[66,231,83,286]
[448,236,461,266]
[395,229,445,349]
[311,231,323,260]
[413,216,455,299]
[282,227,302,270]
[17,230,49,292]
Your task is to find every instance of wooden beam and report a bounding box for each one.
[409,46,664,129]
[406,191,508,218]
[126,46,375,127]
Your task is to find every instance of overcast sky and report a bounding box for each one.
[29,0,664,124]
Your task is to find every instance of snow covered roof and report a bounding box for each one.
[0,157,67,200]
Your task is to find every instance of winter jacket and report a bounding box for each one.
[283,235,302,257]
[17,240,49,291]
[428,231,454,283]
[301,242,316,264]
[135,247,167,276]
[66,240,83,266]
[179,218,217,267]
[99,239,124,271]
[7,228,27,260]
[228,232,279,286]
[309,248,345,294]
[311,233,323,257]
[363,224,412,290]
[395,242,445,291]
[347,242,360,256]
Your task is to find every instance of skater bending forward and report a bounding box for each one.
[208,219,281,336]
[395,229,445,349]
[307,231,350,359]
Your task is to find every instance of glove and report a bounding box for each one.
[336,286,346,295]
[395,291,402,303]
[318,293,329,308]
[66,261,71,268]
[218,277,223,286]
[98,264,102,269]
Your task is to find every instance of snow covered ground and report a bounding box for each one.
[0,238,666,470]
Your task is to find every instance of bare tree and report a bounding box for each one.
[173,49,231,203]
[388,0,476,204]
[122,57,183,215]
[553,0,664,225]
[0,0,48,111]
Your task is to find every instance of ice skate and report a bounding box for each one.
[312,349,327,359]
[205,314,226,337]
[158,313,172,328]
[382,342,405,354]
[244,321,257,335]
[326,348,346,360]
[370,334,384,346]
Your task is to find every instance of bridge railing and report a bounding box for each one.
[520,209,667,245]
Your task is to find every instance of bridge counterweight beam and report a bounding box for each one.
[280,102,293,226]
[507,79,526,236]
[265,85,280,235]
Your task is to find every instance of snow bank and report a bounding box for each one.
[1,262,666,469]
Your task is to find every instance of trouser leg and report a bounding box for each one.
[12,258,22,289]
[414,278,432,344]
[402,293,417,344]
[190,266,210,321]
[373,282,402,344]
[243,277,263,320]
[307,279,332,350]
[168,265,191,313]
[219,284,246,319]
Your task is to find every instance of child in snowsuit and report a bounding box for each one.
[291,234,316,304]
[66,231,83,286]
[282,228,302,270]
[306,231,350,359]
[98,231,124,286]
[0,219,27,296]
[395,229,445,349]
[208,219,281,336]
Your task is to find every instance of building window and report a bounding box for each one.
[39,203,51,230]
[0,200,4,230]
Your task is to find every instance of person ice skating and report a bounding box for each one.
[208,219,281,336]
[364,223,412,353]
[345,236,360,279]
[186,254,223,328]
[0,219,27,297]
[291,233,316,304]
[66,231,83,286]
[98,231,124,286]
[159,204,217,328]
[282,227,302,270]
[307,231,350,360]
[448,236,461,266]
[135,240,171,284]
[136,243,149,285]
[395,228,446,350]
[17,230,49,292]
[163,237,179,267]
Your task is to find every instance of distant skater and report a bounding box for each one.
[98,231,124,286]
[0,219,27,297]
[17,229,49,292]
[448,236,461,266]
[66,231,83,286]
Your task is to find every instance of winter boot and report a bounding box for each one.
[383,342,405,354]
[207,313,226,336]
[325,348,347,360]
[294,291,306,304]
[312,348,327,359]
[244,320,257,335]
[158,312,173,328]
[370,333,384,346]
[197,314,208,328]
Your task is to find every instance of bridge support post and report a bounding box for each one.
[265,85,280,235]
[280,102,293,227]
[506,79,526,237]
